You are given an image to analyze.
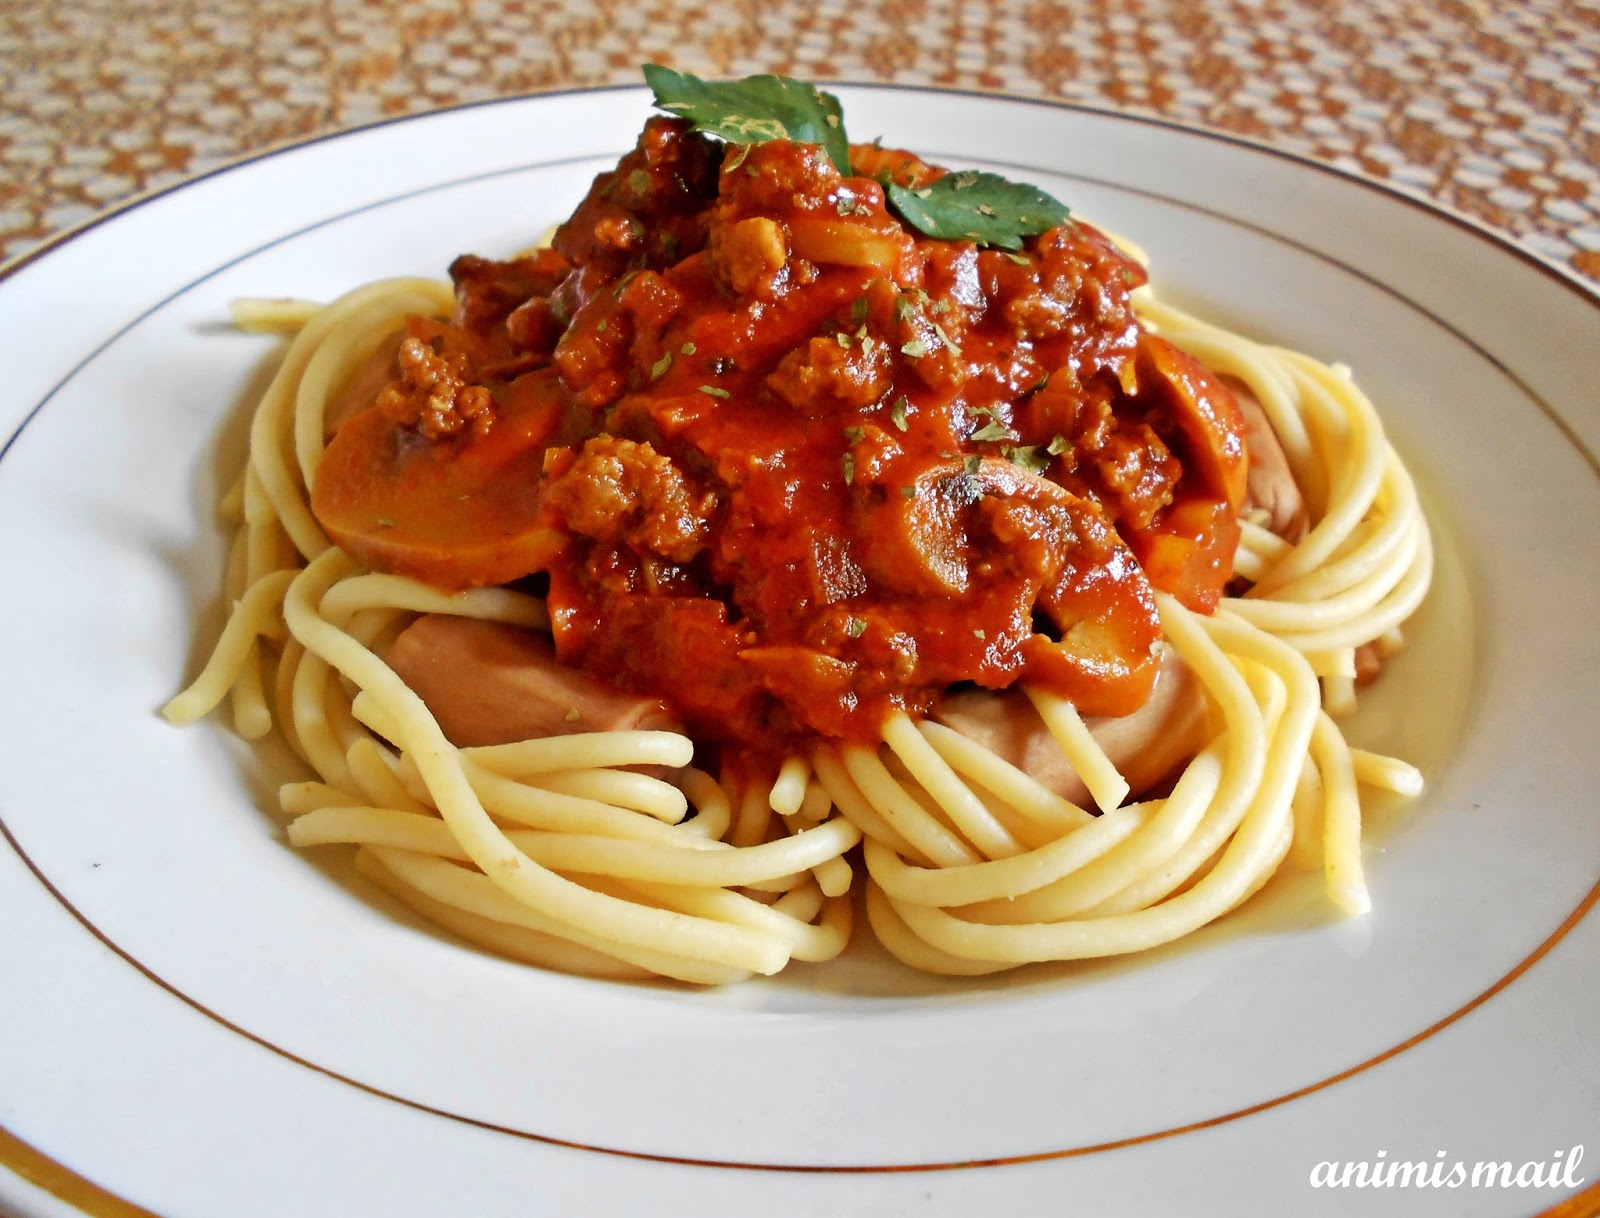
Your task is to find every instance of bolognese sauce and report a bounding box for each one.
[311,116,1250,755]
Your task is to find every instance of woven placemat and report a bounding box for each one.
[3,0,1597,284]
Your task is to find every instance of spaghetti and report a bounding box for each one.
[165,86,1430,983]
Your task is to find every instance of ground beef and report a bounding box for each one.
[542,435,717,563]
[375,337,494,441]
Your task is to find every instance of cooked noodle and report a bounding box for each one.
[164,257,1428,982]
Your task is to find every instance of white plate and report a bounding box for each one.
[1,85,1597,1217]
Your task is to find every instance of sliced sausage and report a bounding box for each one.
[1228,377,1308,543]
[933,645,1209,809]
[386,614,679,748]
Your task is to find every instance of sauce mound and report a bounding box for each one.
[312,117,1248,754]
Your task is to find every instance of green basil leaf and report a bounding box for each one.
[884,170,1071,251]
[642,64,851,175]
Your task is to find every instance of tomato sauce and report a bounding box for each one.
[312,117,1249,756]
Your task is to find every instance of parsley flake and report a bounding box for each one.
[1047,433,1070,455]
[650,351,673,380]
[1004,445,1050,473]
[970,420,1016,444]
[836,190,871,218]
[901,337,930,358]
[698,384,731,399]
[846,616,868,638]
[890,395,910,431]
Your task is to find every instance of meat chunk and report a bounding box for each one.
[550,116,721,284]
[449,249,570,336]
[386,615,678,748]
[990,221,1144,383]
[541,436,716,563]
[764,332,895,415]
[377,337,495,441]
[1089,420,1181,531]
[933,645,1208,808]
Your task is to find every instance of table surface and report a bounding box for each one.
[3,0,1599,289]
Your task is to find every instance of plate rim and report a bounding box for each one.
[3,79,1598,309]
[2,82,1599,1207]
